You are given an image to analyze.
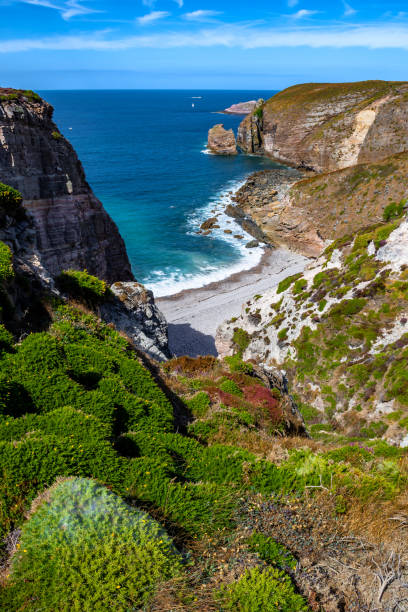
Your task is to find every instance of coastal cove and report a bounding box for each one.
[44,89,280,296]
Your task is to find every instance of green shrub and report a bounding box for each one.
[248,533,297,570]
[232,328,251,354]
[278,327,288,342]
[1,478,182,611]
[328,298,367,318]
[186,391,211,417]
[51,130,62,140]
[277,273,302,294]
[383,200,406,221]
[0,323,13,354]
[215,567,309,611]
[0,242,14,284]
[57,269,107,304]
[219,379,243,396]
[292,278,307,295]
[0,183,23,218]
[224,354,254,374]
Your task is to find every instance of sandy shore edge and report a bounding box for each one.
[157,247,309,357]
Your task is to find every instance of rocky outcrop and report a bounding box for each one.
[100,282,170,362]
[223,100,260,115]
[207,124,237,155]
[238,81,408,172]
[0,89,132,283]
[225,153,408,258]
[216,211,408,445]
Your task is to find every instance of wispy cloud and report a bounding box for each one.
[137,10,170,25]
[343,2,356,17]
[3,22,408,52]
[183,10,222,22]
[289,9,320,19]
[287,0,299,6]
[21,0,98,20]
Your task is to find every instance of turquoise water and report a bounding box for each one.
[43,90,280,295]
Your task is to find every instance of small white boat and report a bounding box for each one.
[192,103,195,108]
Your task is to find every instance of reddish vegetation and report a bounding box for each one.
[242,386,282,422]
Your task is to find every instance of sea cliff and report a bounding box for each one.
[0,88,170,360]
[238,80,408,172]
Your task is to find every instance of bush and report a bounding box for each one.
[215,567,309,611]
[51,130,62,140]
[186,391,211,417]
[248,533,297,569]
[232,328,251,354]
[277,273,302,294]
[57,269,107,304]
[0,183,23,218]
[328,298,366,318]
[224,355,254,374]
[383,200,406,221]
[0,323,13,354]
[219,379,243,396]
[1,478,182,611]
[0,242,14,284]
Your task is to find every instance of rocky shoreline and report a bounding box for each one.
[223,167,304,246]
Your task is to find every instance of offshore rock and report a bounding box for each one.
[208,124,237,155]
[238,81,408,172]
[100,282,171,362]
[0,89,133,283]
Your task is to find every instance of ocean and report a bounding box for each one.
[42,90,281,296]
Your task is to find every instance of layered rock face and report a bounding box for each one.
[238,81,408,172]
[207,124,237,155]
[226,152,408,258]
[0,89,132,283]
[0,89,170,360]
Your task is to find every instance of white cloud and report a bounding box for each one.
[289,9,319,19]
[183,10,222,22]
[21,0,98,20]
[174,0,183,6]
[3,22,408,52]
[343,2,356,17]
[137,10,170,25]
[287,0,299,6]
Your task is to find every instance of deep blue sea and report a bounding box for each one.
[42,90,281,296]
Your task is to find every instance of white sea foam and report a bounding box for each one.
[145,177,265,297]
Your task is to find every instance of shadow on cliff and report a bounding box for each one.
[167,323,218,358]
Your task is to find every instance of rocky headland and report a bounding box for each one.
[238,80,408,172]
[222,99,261,115]
[207,123,237,155]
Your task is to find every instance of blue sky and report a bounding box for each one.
[1,0,408,89]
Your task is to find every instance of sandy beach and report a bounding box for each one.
[157,247,309,357]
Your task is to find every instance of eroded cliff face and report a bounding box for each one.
[238,81,408,172]
[226,153,408,258]
[0,89,170,361]
[0,89,132,283]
